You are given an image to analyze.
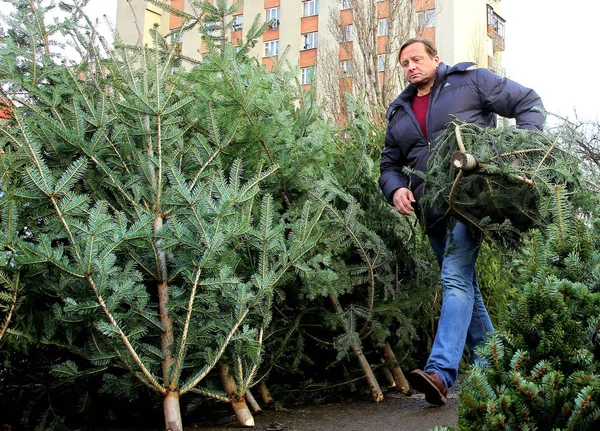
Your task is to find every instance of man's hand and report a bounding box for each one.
[392,188,415,215]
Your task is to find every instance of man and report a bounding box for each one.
[379,38,544,406]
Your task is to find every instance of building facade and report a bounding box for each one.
[116,0,507,107]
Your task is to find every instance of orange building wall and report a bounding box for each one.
[169,0,184,29]
[377,1,389,18]
[423,27,435,43]
[377,36,388,55]
[264,0,280,8]
[300,15,318,33]
[231,29,243,43]
[300,49,318,68]
[340,9,353,25]
[262,57,276,71]
[415,0,435,13]
[264,26,279,41]
[339,43,353,61]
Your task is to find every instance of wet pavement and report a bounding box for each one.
[192,390,460,431]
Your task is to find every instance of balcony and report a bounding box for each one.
[487,4,505,52]
[488,56,506,77]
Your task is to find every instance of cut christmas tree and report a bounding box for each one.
[412,119,581,244]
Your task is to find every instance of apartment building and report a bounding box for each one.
[116,0,507,101]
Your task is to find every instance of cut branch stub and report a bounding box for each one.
[450,151,488,172]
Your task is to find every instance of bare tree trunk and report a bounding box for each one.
[383,342,411,395]
[342,362,357,393]
[259,382,274,407]
[220,363,254,427]
[245,389,262,415]
[163,391,183,431]
[158,280,175,378]
[329,293,384,402]
[380,360,397,389]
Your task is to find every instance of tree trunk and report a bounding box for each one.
[163,391,183,431]
[259,382,274,406]
[219,363,254,427]
[328,293,384,402]
[380,361,397,389]
[245,389,262,415]
[342,362,357,393]
[383,342,411,395]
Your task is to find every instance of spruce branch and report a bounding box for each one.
[86,274,165,393]
[0,271,20,342]
[179,306,250,394]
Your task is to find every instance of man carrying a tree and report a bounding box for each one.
[379,38,544,406]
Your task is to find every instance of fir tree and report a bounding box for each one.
[0,1,325,428]
[456,203,600,430]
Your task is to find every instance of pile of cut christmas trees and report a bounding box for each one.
[412,119,581,245]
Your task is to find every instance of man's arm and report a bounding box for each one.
[379,129,410,205]
[475,68,545,131]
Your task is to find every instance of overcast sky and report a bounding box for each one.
[502,1,600,122]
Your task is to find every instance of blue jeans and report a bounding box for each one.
[425,221,494,388]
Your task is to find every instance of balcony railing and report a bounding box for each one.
[487,4,505,52]
[488,56,506,77]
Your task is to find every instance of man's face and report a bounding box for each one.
[399,42,440,89]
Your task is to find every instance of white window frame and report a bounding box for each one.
[266,7,280,23]
[301,66,316,85]
[303,0,319,17]
[416,10,435,28]
[378,18,388,36]
[340,60,352,77]
[378,54,386,72]
[264,40,279,57]
[302,32,318,50]
[232,15,243,31]
[170,27,183,44]
[341,0,352,10]
[343,24,353,42]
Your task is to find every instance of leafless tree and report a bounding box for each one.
[468,24,488,69]
[319,0,435,125]
[563,117,600,189]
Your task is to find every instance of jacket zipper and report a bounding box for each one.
[425,69,444,153]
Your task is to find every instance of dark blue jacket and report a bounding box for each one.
[379,62,544,233]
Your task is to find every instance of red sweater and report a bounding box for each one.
[411,93,430,139]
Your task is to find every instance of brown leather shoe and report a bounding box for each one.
[408,369,447,406]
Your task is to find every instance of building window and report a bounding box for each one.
[378,18,388,36]
[264,40,279,57]
[340,60,352,77]
[303,0,319,17]
[302,32,318,50]
[343,24,353,42]
[301,66,316,85]
[266,7,280,23]
[487,5,505,38]
[378,54,386,72]
[232,15,243,31]
[416,10,435,28]
[170,28,183,44]
[341,0,352,10]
